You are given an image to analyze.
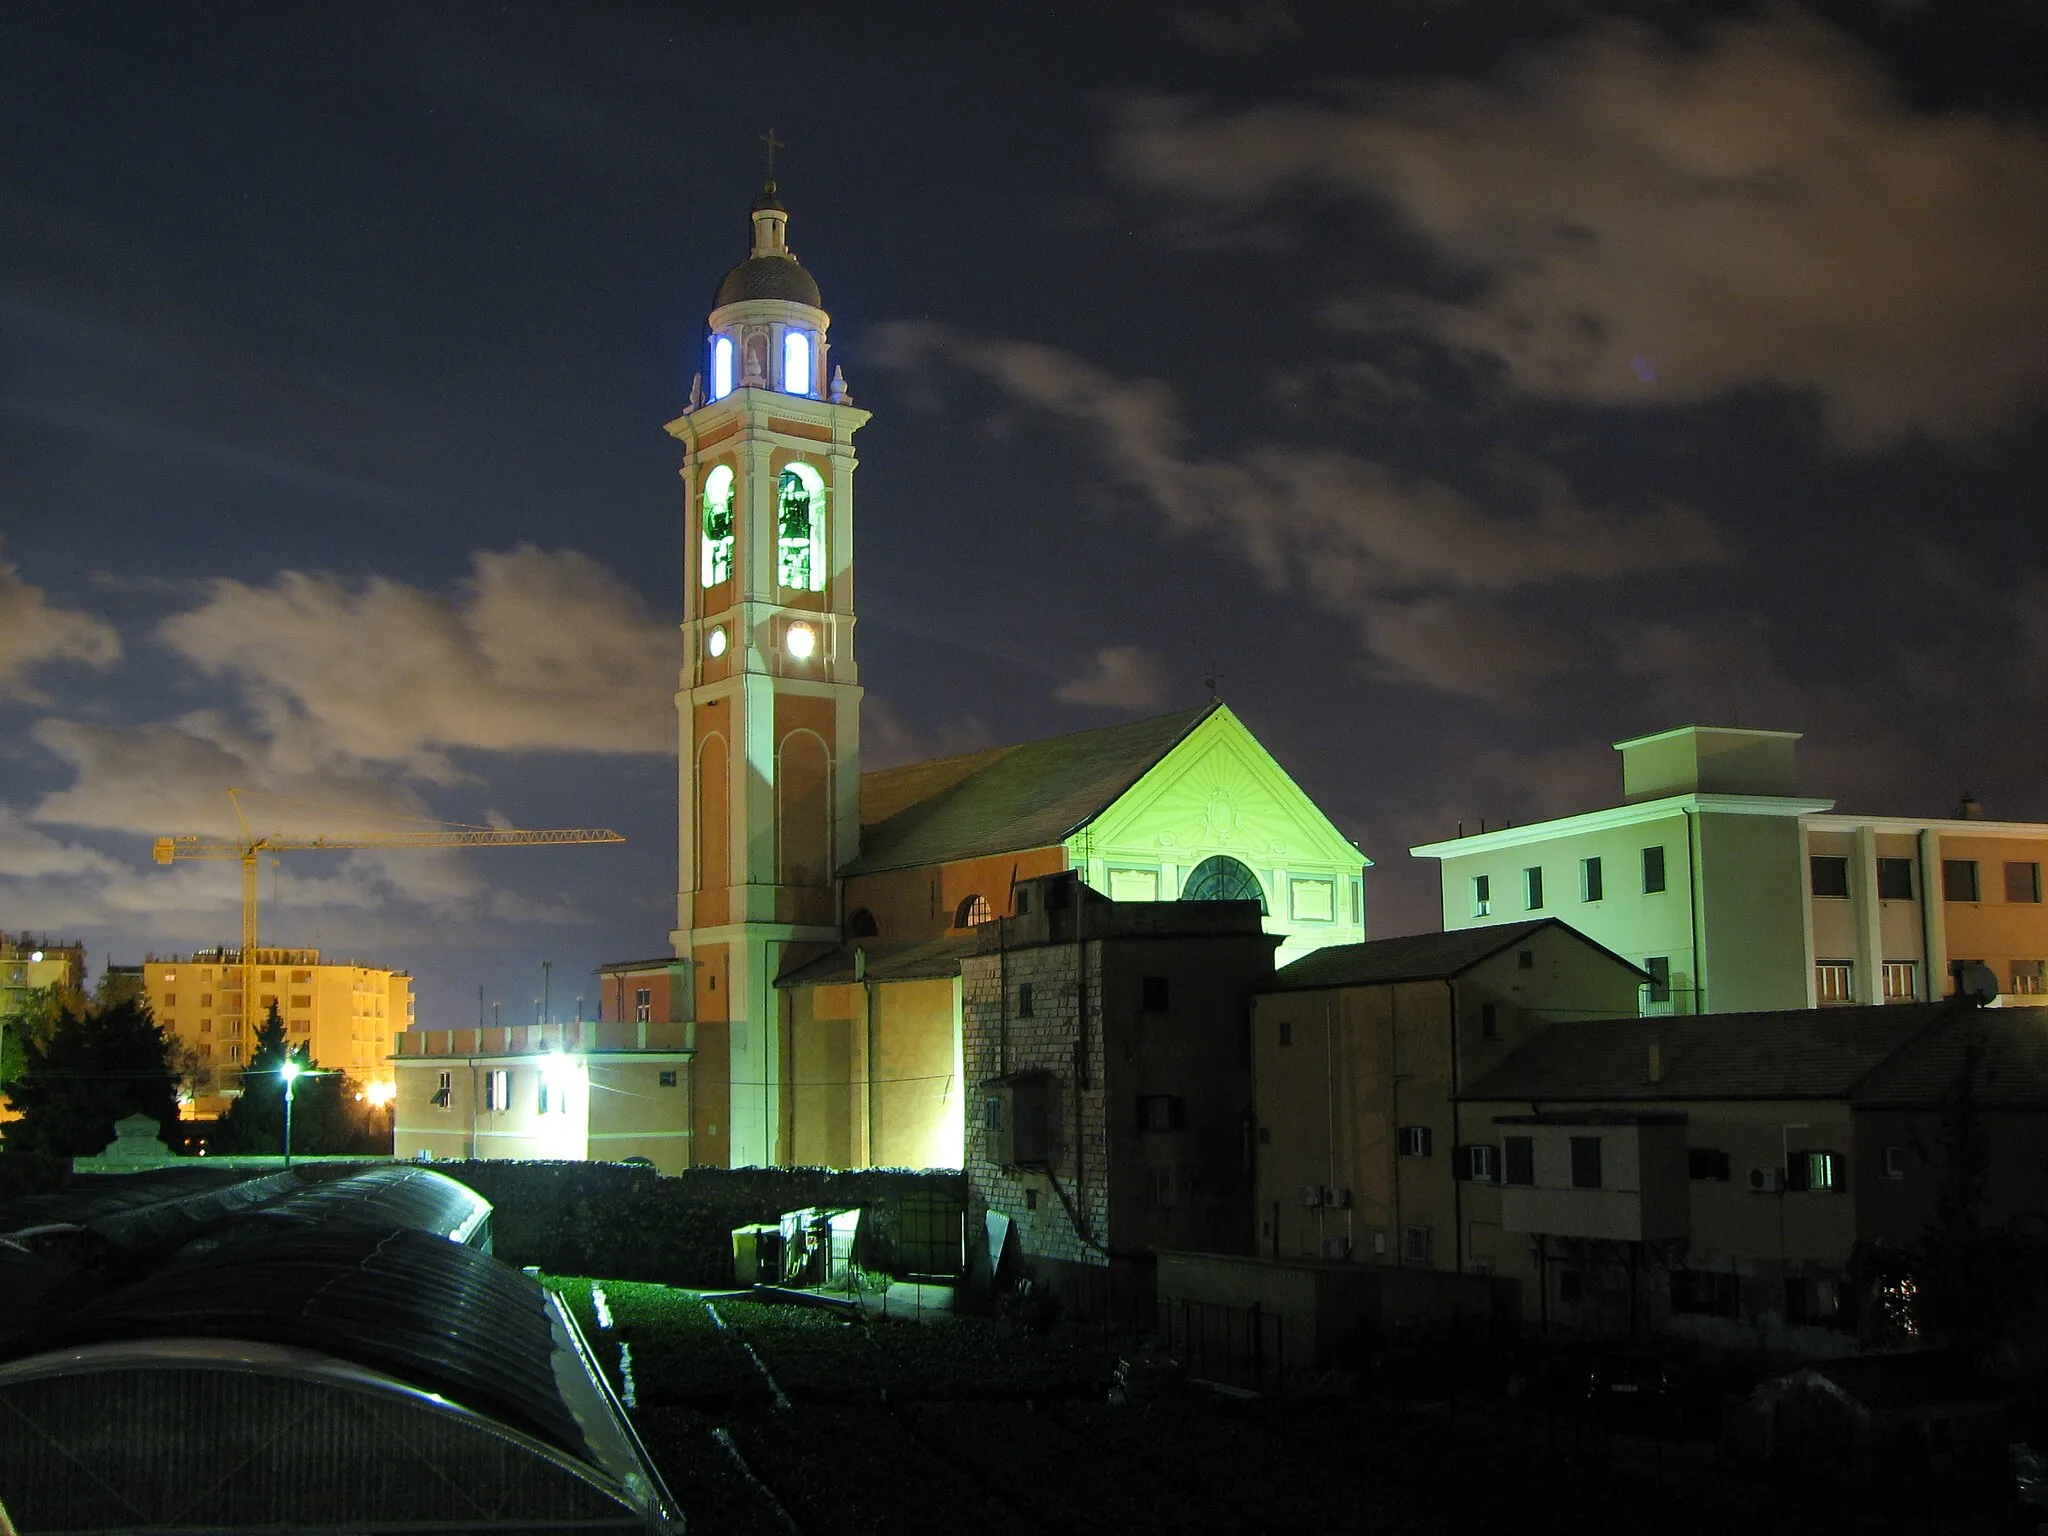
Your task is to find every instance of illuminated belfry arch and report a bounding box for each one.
[668,177,869,1167]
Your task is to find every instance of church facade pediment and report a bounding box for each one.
[1066,705,1367,966]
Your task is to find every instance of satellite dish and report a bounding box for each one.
[1957,961,2001,1006]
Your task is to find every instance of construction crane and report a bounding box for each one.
[153,790,624,1035]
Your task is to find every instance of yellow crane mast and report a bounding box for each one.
[152,790,624,1036]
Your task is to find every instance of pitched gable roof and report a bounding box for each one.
[1850,1009,2048,1108]
[1460,1003,1952,1102]
[846,705,1213,876]
[1260,919,1644,992]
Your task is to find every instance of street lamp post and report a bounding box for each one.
[280,1058,302,1167]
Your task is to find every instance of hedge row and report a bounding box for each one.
[429,1160,967,1285]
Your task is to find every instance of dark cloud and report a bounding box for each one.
[1113,15,2048,446]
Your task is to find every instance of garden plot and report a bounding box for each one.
[726,1404,1035,1536]
[899,1399,1235,1536]
[545,1274,761,1405]
[717,1296,1115,1403]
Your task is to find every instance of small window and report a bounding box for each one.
[1015,887,1032,915]
[846,908,878,938]
[1459,1144,1498,1182]
[1671,1269,1740,1317]
[226,1044,242,1062]
[1815,960,1854,1004]
[164,993,176,1007]
[1403,1225,1433,1265]
[1644,956,1672,1005]
[1024,1188,1038,1211]
[1786,1149,1839,1192]
[1278,1018,1292,1047]
[2013,960,2048,996]
[956,894,994,929]
[1517,948,1534,971]
[1570,1136,1603,1189]
[1943,859,1981,902]
[659,1070,678,1088]
[1503,1135,1534,1185]
[711,334,735,399]
[1810,855,1850,898]
[635,987,653,1024]
[983,1096,1002,1132]
[782,328,812,396]
[198,1042,212,1058]
[1141,976,1170,1012]
[1136,1095,1184,1132]
[1642,845,1667,894]
[2007,861,2042,903]
[1017,982,1035,1018]
[1882,961,1917,1002]
[1881,1145,1905,1179]
[1398,1125,1432,1158]
[1523,867,1544,910]
[199,1019,212,1034]
[485,1069,510,1112]
[434,1070,453,1110]
[1580,857,1604,903]
[1688,1148,1731,1182]
[537,1078,551,1116]
[1876,858,1915,900]
[1479,1002,1498,1040]
[1471,874,1491,917]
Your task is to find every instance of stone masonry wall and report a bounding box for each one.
[962,939,1110,1271]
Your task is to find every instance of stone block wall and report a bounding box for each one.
[962,940,1111,1272]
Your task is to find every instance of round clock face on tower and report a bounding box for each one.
[785,622,817,660]
[706,625,728,658]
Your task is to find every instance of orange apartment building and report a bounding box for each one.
[143,949,412,1116]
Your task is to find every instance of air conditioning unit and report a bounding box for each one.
[1299,1185,1323,1208]
[1748,1166,1782,1193]
[1323,1186,1352,1209]
[1321,1236,1352,1259]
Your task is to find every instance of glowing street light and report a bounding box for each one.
[279,1058,302,1167]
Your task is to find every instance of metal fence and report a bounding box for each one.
[1157,1297,1289,1390]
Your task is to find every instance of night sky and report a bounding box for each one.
[4,3,2046,1031]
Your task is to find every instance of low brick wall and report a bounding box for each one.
[423,1161,967,1286]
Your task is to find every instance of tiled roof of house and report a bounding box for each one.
[1460,1003,1954,1102]
[846,705,1213,876]
[1260,919,1643,992]
[1850,1009,2048,1108]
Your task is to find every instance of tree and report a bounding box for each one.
[212,1004,389,1156]
[3,993,180,1157]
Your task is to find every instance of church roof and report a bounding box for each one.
[776,933,984,987]
[846,705,1215,876]
[714,254,822,308]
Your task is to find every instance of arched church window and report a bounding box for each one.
[955,894,993,929]
[846,908,878,939]
[711,335,735,400]
[777,462,827,592]
[701,464,735,587]
[782,329,813,396]
[1182,855,1267,913]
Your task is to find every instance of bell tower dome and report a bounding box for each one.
[667,182,869,1168]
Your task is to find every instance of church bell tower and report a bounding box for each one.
[667,181,868,1167]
